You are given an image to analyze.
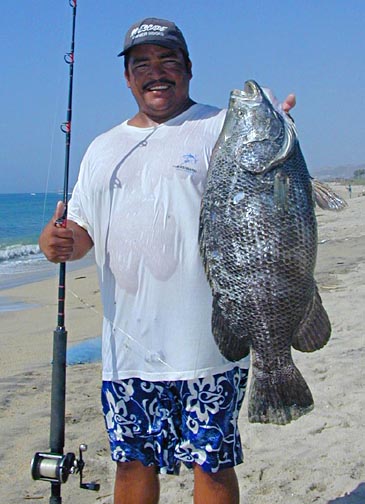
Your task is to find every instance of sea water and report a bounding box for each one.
[0,192,62,288]
[0,192,96,289]
[0,193,100,364]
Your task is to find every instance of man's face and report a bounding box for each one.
[125,44,192,124]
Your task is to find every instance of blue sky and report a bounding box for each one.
[1,0,364,193]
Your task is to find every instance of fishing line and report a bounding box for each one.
[42,96,63,229]
[66,285,177,371]
[41,6,75,230]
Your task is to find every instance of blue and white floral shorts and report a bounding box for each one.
[101,366,249,474]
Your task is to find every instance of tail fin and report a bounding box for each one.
[248,353,313,425]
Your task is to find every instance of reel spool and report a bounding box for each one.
[31,444,100,491]
[31,452,75,484]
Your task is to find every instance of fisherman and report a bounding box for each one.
[39,18,296,504]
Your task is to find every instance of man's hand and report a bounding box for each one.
[39,202,75,263]
[39,201,93,263]
[282,93,296,114]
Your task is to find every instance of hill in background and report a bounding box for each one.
[312,163,365,181]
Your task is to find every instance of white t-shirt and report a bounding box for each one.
[68,103,250,381]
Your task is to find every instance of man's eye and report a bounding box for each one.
[164,60,180,67]
[133,63,148,71]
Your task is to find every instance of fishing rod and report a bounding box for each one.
[31,2,99,502]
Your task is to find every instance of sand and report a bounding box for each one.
[0,184,364,503]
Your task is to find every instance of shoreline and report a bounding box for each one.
[0,250,96,293]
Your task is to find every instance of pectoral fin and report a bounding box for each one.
[312,179,347,211]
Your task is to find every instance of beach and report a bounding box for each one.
[0,183,364,503]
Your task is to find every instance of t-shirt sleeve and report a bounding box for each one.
[67,155,94,240]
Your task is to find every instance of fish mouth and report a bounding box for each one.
[229,80,297,173]
[231,80,262,101]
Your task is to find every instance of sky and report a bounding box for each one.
[0,0,364,193]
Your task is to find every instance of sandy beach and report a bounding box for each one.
[0,183,364,504]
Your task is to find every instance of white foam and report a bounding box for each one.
[0,243,40,262]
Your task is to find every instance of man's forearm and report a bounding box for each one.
[67,220,94,260]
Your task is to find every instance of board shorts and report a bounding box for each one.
[101,366,249,475]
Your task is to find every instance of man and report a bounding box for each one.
[39,18,295,504]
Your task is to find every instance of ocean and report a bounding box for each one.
[0,193,60,288]
[0,192,94,290]
[0,192,100,364]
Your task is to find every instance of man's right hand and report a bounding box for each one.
[39,201,76,263]
[39,201,94,263]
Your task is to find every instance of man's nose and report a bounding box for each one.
[148,61,166,78]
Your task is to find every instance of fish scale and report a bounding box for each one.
[199,80,332,425]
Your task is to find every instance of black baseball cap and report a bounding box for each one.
[118,17,189,58]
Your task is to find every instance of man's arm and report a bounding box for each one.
[39,201,94,263]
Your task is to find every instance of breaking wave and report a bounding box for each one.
[0,243,41,263]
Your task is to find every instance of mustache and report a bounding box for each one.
[143,79,175,91]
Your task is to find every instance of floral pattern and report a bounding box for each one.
[101,367,248,474]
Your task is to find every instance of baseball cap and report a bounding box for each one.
[118,18,189,58]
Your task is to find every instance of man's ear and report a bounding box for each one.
[124,69,131,89]
[187,59,193,80]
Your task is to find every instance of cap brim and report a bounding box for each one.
[117,40,187,58]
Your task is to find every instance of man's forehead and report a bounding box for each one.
[128,44,181,59]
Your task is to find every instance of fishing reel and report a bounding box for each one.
[31,444,100,491]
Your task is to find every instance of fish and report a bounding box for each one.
[199,80,337,425]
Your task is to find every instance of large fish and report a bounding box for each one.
[199,80,335,425]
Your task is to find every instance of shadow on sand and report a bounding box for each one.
[66,336,101,365]
[328,483,365,503]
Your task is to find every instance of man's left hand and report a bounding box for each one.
[282,93,296,113]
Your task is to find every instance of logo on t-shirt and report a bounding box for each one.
[174,153,198,174]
